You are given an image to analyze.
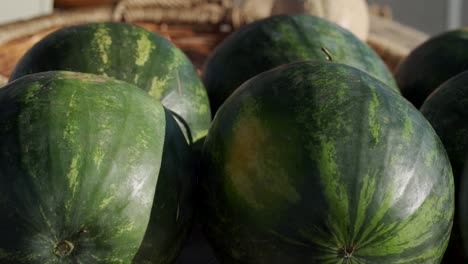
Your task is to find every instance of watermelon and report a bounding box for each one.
[461,169,468,261]
[9,22,211,142]
[0,71,166,263]
[134,109,196,264]
[395,28,468,108]
[202,14,397,114]
[200,61,453,263]
[420,71,468,262]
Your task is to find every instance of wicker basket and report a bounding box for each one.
[0,2,428,87]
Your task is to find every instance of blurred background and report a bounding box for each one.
[369,0,464,35]
[0,0,465,36]
[0,0,53,25]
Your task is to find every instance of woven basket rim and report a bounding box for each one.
[0,3,430,86]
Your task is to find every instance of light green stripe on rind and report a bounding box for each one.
[92,25,112,71]
[357,182,452,259]
[402,115,414,142]
[93,147,105,169]
[351,173,375,245]
[354,181,395,248]
[316,137,349,247]
[22,82,41,103]
[67,156,81,202]
[135,32,154,66]
[368,87,380,145]
[99,196,114,210]
[149,77,167,100]
[424,148,438,167]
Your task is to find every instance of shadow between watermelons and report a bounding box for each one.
[133,108,196,264]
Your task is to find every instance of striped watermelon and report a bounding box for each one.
[203,14,398,114]
[0,71,166,263]
[200,61,454,263]
[9,22,211,143]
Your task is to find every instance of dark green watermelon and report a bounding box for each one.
[395,28,468,108]
[200,61,453,263]
[134,108,196,264]
[202,14,398,114]
[0,71,166,263]
[420,71,468,263]
[9,22,211,142]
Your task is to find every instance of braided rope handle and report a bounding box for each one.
[112,0,273,26]
[113,0,212,20]
[115,0,208,10]
[117,3,228,24]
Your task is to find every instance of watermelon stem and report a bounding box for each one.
[321,47,333,62]
[54,240,74,257]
